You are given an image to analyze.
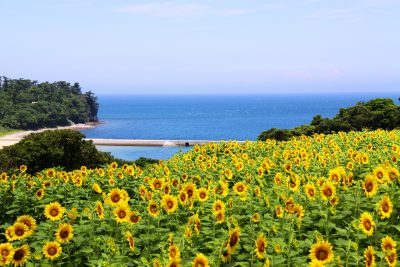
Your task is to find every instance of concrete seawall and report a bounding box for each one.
[87,139,246,147]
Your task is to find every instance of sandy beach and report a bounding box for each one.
[0,123,96,149]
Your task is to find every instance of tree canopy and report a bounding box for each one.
[258,98,400,141]
[0,76,99,130]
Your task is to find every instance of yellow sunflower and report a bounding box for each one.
[221,247,231,263]
[305,183,317,201]
[113,204,131,223]
[178,190,188,205]
[55,223,74,243]
[215,211,225,224]
[167,259,182,267]
[378,195,393,219]
[387,167,399,183]
[92,183,102,193]
[381,236,397,253]
[44,202,65,221]
[227,227,241,254]
[309,240,334,264]
[147,201,160,218]
[197,188,209,202]
[385,251,397,267]
[9,222,30,241]
[364,246,375,267]
[126,231,135,252]
[36,188,45,200]
[213,199,226,214]
[254,234,267,259]
[213,180,229,197]
[128,211,142,224]
[0,243,14,266]
[373,166,388,184]
[275,205,284,218]
[192,253,209,267]
[320,181,336,200]
[151,178,164,191]
[233,181,247,197]
[169,244,181,261]
[359,212,375,236]
[183,182,197,201]
[95,201,105,219]
[16,215,37,234]
[162,194,178,214]
[11,244,30,266]
[43,241,62,260]
[106,188,130,206]
[363,175,378,197]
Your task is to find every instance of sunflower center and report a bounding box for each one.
[316,249,328,260]
[364,220,372,230]
[154,181,161,188]
[215,205,222,211]
[258,241,265,252]
[131,214,139,223]
[50,208,59,217]
[366,252,372,264]
[111,194,120,203]
[48,247,57,256]
[237,185,244,192]
[216,188,222,194]
[384,244,393,251]
[15,228,25,236]
[150,205,157,213]
[290,182,296,188]
[366,182,373,192]
[388,253,395,263]
[1,249,9,256]
[195,261,205,267]
[187,189,193,197]
[60,229,69,238]
[308,189,315,196]
[118,210,126,218]
[217,213,223,220]
[324,188,332,197]
[200,192,206,199]
[382,202,389,212]
[22,220,31,228]
[13,250,24,260]
[229,234,238,247]
[167,201,174,209]
[377,172,383,179]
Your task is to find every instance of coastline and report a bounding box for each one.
[0,123,97,149]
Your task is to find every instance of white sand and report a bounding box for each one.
[0,123,95,149]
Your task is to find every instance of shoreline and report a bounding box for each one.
[0,123,97,149]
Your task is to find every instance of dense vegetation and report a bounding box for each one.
[0,76,99,130]
[0,130,160,174]
[0,129,399,266]
[0,130,115,174]
[258,98,400,141]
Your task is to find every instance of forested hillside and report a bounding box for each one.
[0,76,98,130]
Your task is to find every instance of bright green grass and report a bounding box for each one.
[0,127,20,137]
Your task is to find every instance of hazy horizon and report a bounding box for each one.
[1,0,399,94]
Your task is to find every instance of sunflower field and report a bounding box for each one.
[1,129,400,266]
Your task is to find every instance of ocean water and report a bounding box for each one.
[83,93,398,160]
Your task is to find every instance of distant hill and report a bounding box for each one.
[0,76,99,130]
[258,97,400,141]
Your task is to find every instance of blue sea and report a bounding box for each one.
[81,93,398,160]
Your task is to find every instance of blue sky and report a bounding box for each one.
[1,0,399,94]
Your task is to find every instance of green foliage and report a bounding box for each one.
[133,157,160,168]
[0,76,99,130]
[0,130,115,174]
[258,98,400,141]
[0,126,20,137]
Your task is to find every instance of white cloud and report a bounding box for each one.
[115,3,209,17]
